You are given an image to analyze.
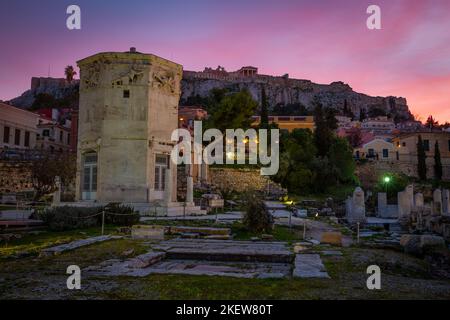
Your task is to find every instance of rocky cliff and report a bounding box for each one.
[9,77,79,109]
[10,71,412,121]
[181,69,412,120]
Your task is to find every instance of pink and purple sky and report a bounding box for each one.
[0,0,449,122]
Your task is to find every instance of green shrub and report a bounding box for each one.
[104,203,140,226]
[37,204,140,231]
[38,206,103,231]
[242,192,273,233]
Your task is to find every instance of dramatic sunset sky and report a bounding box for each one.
[0,0,449,122]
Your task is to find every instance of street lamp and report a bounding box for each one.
[383,176,391,193]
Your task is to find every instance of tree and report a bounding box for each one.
[65,65,77,83]
[434,141,443,181]
[325,107,338,130]
[273,129,316,194]
[368,107,387,118]
[205,89,258,131]
[417,135,427,181]
[425,115,438,130]
[242,192,273,233]
[328,137,356,184]
[346,128,362,148]
[313,102,333,157]
[31,152,76,200]
[343,99,354,119]
[31,93,56,110]
[359,109,367,122]
[259,87,269,129]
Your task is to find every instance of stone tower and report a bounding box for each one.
[75,48,182,203]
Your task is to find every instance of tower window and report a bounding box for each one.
[123,90,130,98]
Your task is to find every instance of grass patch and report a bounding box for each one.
[0,225,121,259]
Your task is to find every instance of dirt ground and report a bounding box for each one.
[1,234,450,300]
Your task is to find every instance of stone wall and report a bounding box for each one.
[209,167,283,194]
[0,161,33,193]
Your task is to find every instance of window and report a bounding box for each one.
[68,133,71,145]
[368,149,375,157]
[14,129,21,145]
[24,131,30,147]
[396,151,399,160]
[123,90,130,98]
[43,129,50,137]
[382,149,389,158]
[60,130,63,142]
[82,153,97,200]
[154,154,169,191]
[423,139,430,151]
[3,126,10,143]
[448,140,450,152]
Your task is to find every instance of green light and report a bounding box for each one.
[384,176,391,183]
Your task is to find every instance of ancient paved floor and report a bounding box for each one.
[85,238,332,279]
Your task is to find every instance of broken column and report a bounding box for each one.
[414,193,424,209]
[346,187,366,224]
[52,176,61,206]
[164,169,173,205]
[432,189,443,216]
[377,192,387,217]
[442,189,450,217]
[406,184,415,208]
[186,176,194,204]
[398,191,411,221]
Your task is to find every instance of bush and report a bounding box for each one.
[242,192,273,233]
[37,204,140,231]
[104,203,140,226]
[38,206,103,231]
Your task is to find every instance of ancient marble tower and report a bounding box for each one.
[75,48,182,203]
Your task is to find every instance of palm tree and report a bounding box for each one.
[425,115,438,131]
[65,65,77,83]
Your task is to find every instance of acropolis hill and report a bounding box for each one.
[181,66,412,120]
[10,64,412,120]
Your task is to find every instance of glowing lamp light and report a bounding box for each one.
[384,176,391,183]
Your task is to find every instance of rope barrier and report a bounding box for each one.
[39,211,139,219]
[104,212,140,216]
[65,212,103,219]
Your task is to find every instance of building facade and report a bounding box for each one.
[0,102,39,150]
[354,138,396,161]
[36,121,71,153]
[251,115,315,132]
[392,131,450,180]
[75,49,183,203]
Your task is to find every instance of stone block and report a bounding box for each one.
[169,226,230,236]
[398,191,411,219]
[127,252,166,268]
[400,234,445,255]
[320,232,343,246]
[131,225,165,240]
[293,254,329,278]
[420,235,445,250]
